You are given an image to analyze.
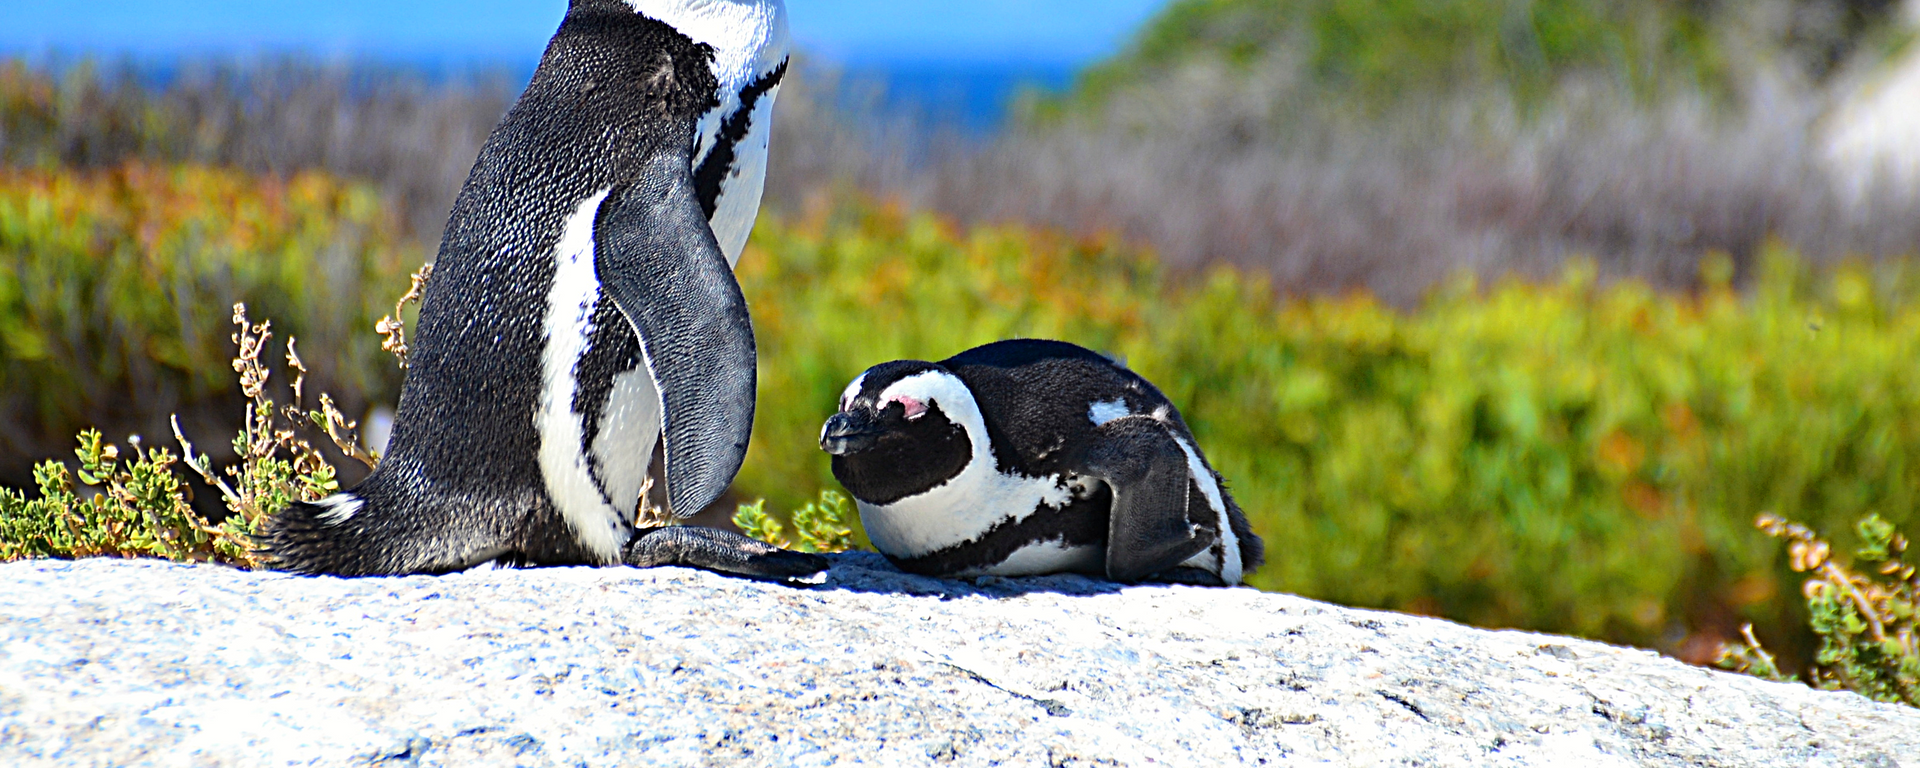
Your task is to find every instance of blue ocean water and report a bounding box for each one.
[835,60,1078,131]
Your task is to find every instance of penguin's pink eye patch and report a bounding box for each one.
[886,395,928,420]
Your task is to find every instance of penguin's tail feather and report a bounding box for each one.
[258,490,403,576]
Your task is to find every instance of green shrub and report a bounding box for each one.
[0,304,380,567]
[732,490,861,554]
[1720,514,1919,707]
[0,163,416,478]
[1072,0,1902,110]
[0,429,219,562]
[739,204,1920,657]
[1075,0,1728,108]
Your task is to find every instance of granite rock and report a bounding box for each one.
[1,553,1915,767]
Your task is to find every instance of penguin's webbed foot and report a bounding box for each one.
[624,526,828,583]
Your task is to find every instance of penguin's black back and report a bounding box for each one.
[263,1,727,575]
[393,1,720,492]
[941,339,1189,477]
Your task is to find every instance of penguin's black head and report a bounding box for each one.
[821,361,979,505]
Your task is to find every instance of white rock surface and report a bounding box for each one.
[1,554,1916,767]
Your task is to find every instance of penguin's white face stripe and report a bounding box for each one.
[535,188,631,563]
[1088,398,1131,426]
[839,372,867,412]
[874,370,971,416]
[313,494,363,526]
[857,370,1076,558]
[1170,434,1242,584]
[625,0,788,265]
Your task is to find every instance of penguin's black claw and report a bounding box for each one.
[1137,566,1227,587]
[624,525,829,584]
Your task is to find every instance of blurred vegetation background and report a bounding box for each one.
[6,0,1920,673]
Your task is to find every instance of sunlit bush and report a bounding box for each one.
[0,306,362,566]
[740,203,1920,657]
[0,163,415,474]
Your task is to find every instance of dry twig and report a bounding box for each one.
[376,263,434,369]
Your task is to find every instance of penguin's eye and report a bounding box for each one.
[886,396,928,421]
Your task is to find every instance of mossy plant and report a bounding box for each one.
[1720,514,1920,707]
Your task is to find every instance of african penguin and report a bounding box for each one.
[260,0,821,580]
[820,339,1266,586]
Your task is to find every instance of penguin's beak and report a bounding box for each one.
[821,411,883,456]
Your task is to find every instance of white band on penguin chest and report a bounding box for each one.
[536,189,644,563]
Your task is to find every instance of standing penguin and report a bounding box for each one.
[261,0,822,579]
[821,339,1265,586]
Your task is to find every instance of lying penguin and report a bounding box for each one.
[820,339,1265,585]
[260,0,822,580]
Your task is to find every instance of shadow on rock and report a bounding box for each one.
[813,551,1132,599]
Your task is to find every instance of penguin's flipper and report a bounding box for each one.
[595,150,756,519]
[1080,418,1211,583]
[624,525,829,582]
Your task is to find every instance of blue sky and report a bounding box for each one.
[3,0,1171,67]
